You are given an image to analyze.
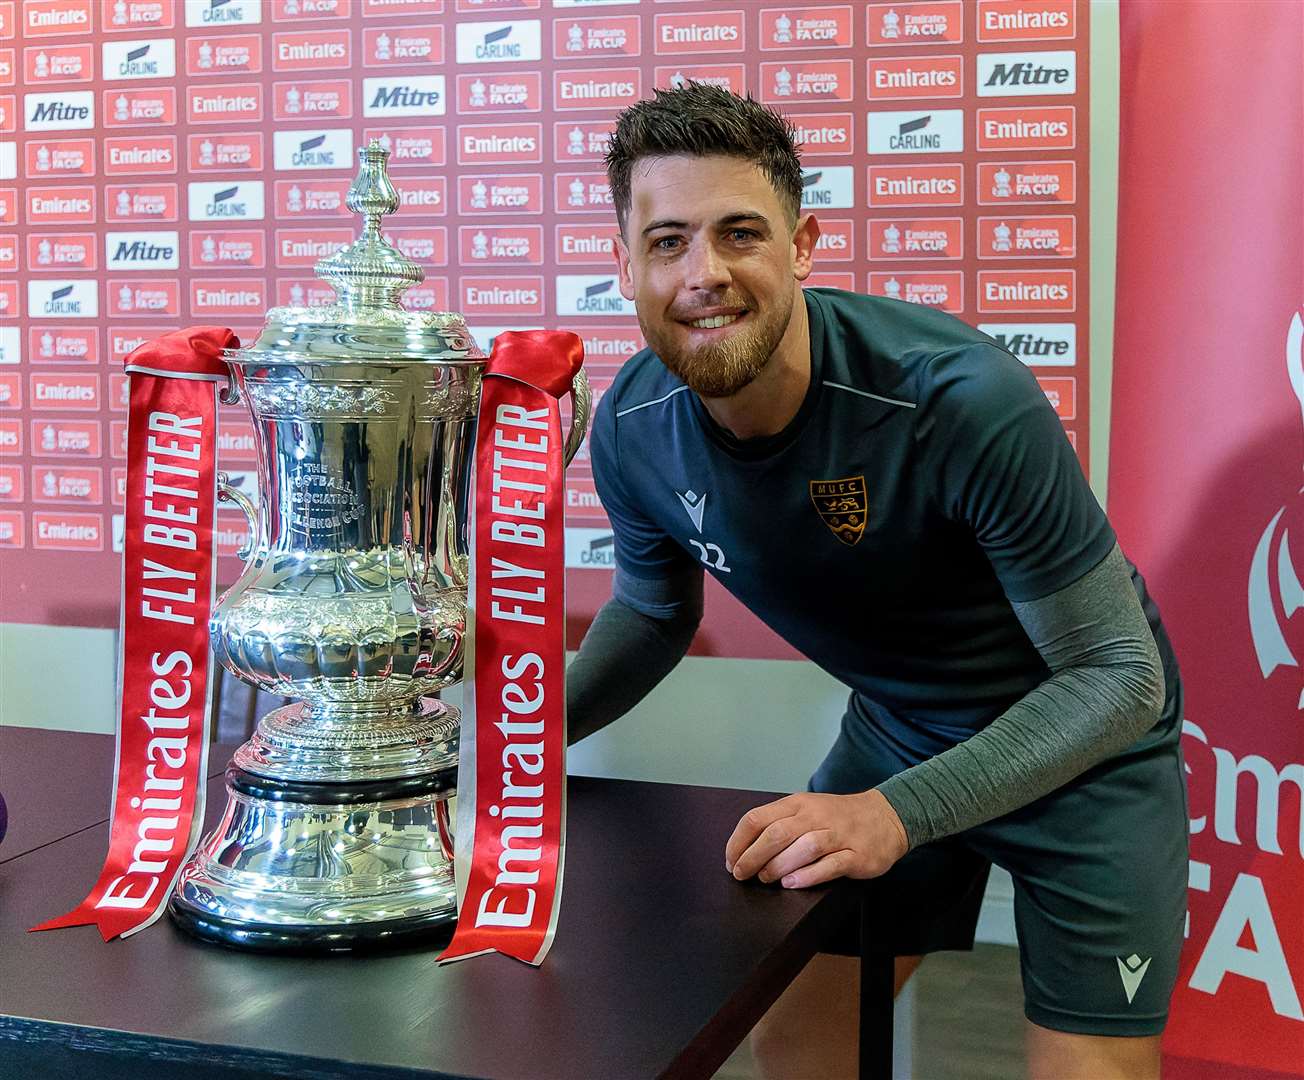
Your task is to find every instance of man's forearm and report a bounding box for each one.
[876,545,1167,848]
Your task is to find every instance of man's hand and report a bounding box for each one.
[724,789,909,889]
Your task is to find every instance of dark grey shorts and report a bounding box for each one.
[810,694,1189,1038]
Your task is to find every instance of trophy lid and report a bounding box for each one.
[228,140,484,366]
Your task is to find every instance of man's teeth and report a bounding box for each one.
[689,314,740,329]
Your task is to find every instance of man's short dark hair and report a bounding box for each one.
[605,84,804,234]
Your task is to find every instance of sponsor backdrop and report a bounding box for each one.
[1111,2,1302,1075]
[1,0,1090,659]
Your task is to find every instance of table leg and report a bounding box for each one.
[858,887,895,1080]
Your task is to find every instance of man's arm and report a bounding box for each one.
[566,566,704,745]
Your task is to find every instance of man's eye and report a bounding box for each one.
[729,229,757,242]
[652,237,681,251]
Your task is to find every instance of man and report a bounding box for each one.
[566,85,1187,1080]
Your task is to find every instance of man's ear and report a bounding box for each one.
[614,232,635,301]
[792,213,820,283]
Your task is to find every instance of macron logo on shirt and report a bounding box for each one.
[676,489,706,532]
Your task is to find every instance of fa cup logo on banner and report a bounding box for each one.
[1248,310,1304,709]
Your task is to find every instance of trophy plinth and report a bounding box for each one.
[169,142,483,952]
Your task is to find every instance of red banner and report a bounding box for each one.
[442,330,582,967]
[31,328,233,940]
[1112,4,1304,1074]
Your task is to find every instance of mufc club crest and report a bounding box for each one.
[810,475,867,545]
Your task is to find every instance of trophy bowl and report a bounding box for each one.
[167,142,588,952]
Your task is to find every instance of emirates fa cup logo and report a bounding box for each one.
[1248,310,1304,708]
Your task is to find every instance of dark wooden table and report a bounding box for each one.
[0,727,892,1080]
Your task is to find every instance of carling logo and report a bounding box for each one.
[273,80,352,121]
[363,76,445,117]
[653,11,745,55]
[977,0,1075,42]
[274,227,352,267]
[653,64,745,94]
[978,322,1076,365]
[555,171,612,212]
[800,166,854,209]
[105,230,179,270]
[26,138,96,176]
[184,0,262,26]
[23,0,93,37]
[189,228,265,268]
[103,86,176,125]
[867,2,964,45]
[759,60,854,103]
[364,26,445,65]
[553,15,641,58]
[556,275,635,317]
[188,81,262,122]
[554,68,641,110]
[458,174,542,214]
[23,43,94,83]
[29,327,99,364]
[456,72,542,113]
[977,269,1075,312]
[461,275,545,316]
[24,90,94,130]
[189,132,263,171]
[276,178,353,217]
[28,280,98,319]
[460,224,544,265]
[552,120,615,162]
[760,6,854,49]
[867,55,963,100]
[105,181,178,221]
[185,34,262,74]
[273,128,354,170]
[457,123,541,164]
[976,214,1075,258]
[867,110,964,154]
[790,113,854,155]
[977,160,1075,204]
[110,279,181,316]
[976,106,1075,150]
[29,373,100,412]
[868,271,964,312]
[272,29,350,70]
[364,126,447,167]
[28,232,96,271]
[102,38,176,80]
[868,217,963,259]
[188,180,265,221]
[104,134,174,174]
[867,164,964,207]
[190,277,266,316]
[455,21,542,64]
[977,51,1076,96]
[554,222,619,264]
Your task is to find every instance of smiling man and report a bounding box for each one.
[565,85,1187,1080]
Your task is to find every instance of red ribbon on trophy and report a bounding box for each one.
[441,330,583,967]
[32,327,235,941]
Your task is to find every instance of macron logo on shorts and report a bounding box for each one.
[1116,953,1151,1004]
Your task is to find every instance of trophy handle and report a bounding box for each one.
[564,368,591,467]
[217,472,259,560]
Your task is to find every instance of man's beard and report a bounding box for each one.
[641,291,794,399]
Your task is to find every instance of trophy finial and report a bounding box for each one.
[314,139,424,310]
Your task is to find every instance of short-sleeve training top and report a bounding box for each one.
[592,288,1127,745]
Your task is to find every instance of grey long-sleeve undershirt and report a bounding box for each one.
[566,544,1166,849]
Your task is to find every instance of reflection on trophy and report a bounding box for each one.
[168,142,590,951]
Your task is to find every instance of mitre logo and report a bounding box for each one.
[273,129,353,170]
[867,56,964,100]
[457,73,542,113]
[760,7,854,49]
[553,15,641,58]
[364,76,446,116]
[1249,312,1304,711]
[869,271,963,312]
[977,214,1075,258]
[977,106,1075,150]
[458,174,542,214]
[759,60,854,102]
[24,91,94,130]
[455,21,542,64]
[102,39,176,80]
[189,132,263,171]
[867,164,965,207]
[185,34,261,74]
[188,180,265,221]
[977,322,1076,365]
[790,113,854,154]
[867,110,964,154]
[105,230,178,269]
[868,2,964,45]
[24,0,93,36]
[103,86,176,125]
[556,275,636,317]
[273,29,350,70]
[184,0,262,26]
[800,166,854,209]
[28,233,96,270]
[977,51,1076,95]
[30,374,100,412]
[365,26,445,65]
[654,64,745,94]
[27,139,97,176]
[977,160,1076,204]
[868,217,962,259]
[189,229,265,268]
[461,225,544,265]
[653,12,745,55]
[977,0,1075,42]
[364,127,447,167]
[29,280,98,319]
[24,43,94,83]
[555,222,619,264]
[554,68,641,110]
[461,276,545,316]
[457,123,542,164]
[104,135,174,174]
[977,270,1075,312]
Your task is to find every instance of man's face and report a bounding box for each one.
[614,155,816,398]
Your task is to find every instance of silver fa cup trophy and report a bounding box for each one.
[168,141,590,951]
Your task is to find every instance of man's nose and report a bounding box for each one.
[682,239,730,292]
